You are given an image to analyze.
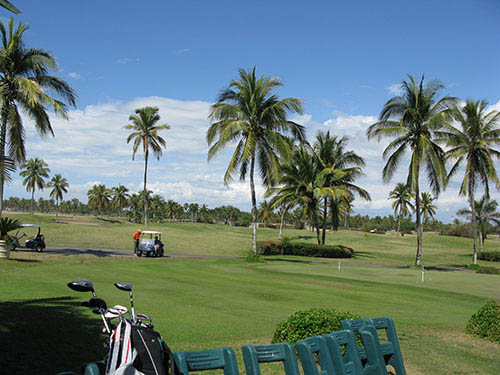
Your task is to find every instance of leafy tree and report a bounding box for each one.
[87,184,111,218]
[20,158,50,214]
[124,106,170,226]
[207,67,305,253]
[112,185,130,216]
[367,74,456,265]
[437,99,500,264]
[420,192,436,224]
[48,174,68,217]
[389,183,414,236]
[0,19,76,216]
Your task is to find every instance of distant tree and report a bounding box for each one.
[87,184,111,218]
[367,74,456,265]
[389,183,415,236]
[20,158,50,214]
[124,106,170,226]
[112,185,130,216]
[48,174,69,217]
[207,67,306,253]
[420,192,436,224]
[437,99,500,264]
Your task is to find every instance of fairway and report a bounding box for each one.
[1,252,499,374]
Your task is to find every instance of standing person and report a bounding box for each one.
[133,229,142,255]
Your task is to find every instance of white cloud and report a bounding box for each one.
[68,72,82,80]
[174,48,190,55]
[115,58,140,64]
[386,83,403,96]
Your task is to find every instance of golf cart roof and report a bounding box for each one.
[20,224,40,228]
[141,231,161,235]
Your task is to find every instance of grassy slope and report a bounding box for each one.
[0,254,499,374]
[7,212,500,267]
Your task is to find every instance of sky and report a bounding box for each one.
[5,0,500,222]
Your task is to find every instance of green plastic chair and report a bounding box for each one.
[242,343,300,375]
[173,348,239,375]
[358,325,387,375]
[341,317,406,375]
[296,336,335,375]
[324,330,364,375]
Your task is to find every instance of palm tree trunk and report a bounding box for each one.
[56,198,59,217]
[397,207,402,237]
[143,149,148,226]
[415,179,422,265]
[314,214,321,245]
[31,190,34,214]
[321,197,327,245]
[250,156,257,254]
[279,211,285,241]
[0,106,8,218]
[469,181,478,264]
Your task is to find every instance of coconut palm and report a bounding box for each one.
[367,74,457,265]
[124,106,170,226]
[111,185,130,216]
[20,158,50,214]
[457,197,500,253]
[87,184,111,218]
[207,67,306,253]
[47,174,68,217]
[0,19,76,217]
[437,99,500,264]
[0,1,19,14]
[389,183,415,236]
[420,192,436,224]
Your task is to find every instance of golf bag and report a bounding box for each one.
[105,321,177,375]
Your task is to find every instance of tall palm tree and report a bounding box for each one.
[207,67,306,253]
[112,185,130,216]
[87,184,111,218]
[0,19,76,217]
[437,99,500,264]
[457,197,500,253]
[48,174,68,217]
[367,74,456,265]
[389,183,415,236]
[124,106,170,226]
[420,192,436,224]
[20,158,50,214]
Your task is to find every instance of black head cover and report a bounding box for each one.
[114,282,133,292]
[82,297,107,309]
[67,280,95,293]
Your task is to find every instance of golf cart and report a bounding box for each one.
[136,231,164,257]
[11,224,46,252]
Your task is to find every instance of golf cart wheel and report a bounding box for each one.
[11,246,16,251]
[158,249,164,257]
[36,246,43,252]
[137,251,142,257]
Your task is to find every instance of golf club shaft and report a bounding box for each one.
[129,292,135,323]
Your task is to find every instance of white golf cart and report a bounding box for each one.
[11,224,46,252]
[136,231,164,257]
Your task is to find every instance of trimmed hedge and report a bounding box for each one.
[479,251,500,262]
[466,300,500,343]
[257,240,353,258]
[476,266,500,275]
[272,308,360,344]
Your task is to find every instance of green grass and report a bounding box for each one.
[6,212,500,268]
[1,253,499,374]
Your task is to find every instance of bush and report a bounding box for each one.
[479,251,500,262]
[244,250,264,263]
[468,264,481,271]
[466,300,500,343]
[440,223,472,238]
[272,308,360,344]
[257,241,353,258]
[476,266,500,275]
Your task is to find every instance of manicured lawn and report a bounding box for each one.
[6,212,500,268]
[0,253,498,374]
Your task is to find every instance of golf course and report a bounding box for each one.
[0,213,499,374]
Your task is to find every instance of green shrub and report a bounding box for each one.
[466,300,500,343]
[244,250,264,263]
[479,251,500,262]
[272,307,360,344]
[476,266,500,275]
[257,241,353,258]
[468,264,481,271]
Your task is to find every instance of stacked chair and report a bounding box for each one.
[173,317,406,375]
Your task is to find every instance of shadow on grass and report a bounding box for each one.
[0,297,106,374]
[97,217,122,224]
[352,251,375,259]
[5,257,40,263]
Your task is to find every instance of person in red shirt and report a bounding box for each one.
[133,229,142,255]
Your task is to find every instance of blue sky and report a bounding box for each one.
[6,0,500,221]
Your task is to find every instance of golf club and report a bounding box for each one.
[68,280,111,333]
[67,280,96,297]
[113,282,135,323]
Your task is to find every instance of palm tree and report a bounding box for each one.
[457,196,500,253]
[0,19,76,217]
[389,183,415,236]
[420,192,436,224]
[0,1,20,14]
[367,74,456,265]
[437,99,500,264]
[48,174,68,217]
[112,185,130,216]
[87,184,111,218]
[20,158,50,214]
[124,106,170,226]
[207,67,306,253]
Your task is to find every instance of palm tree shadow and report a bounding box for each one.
[0,296,106,374]
[352,251,375,259]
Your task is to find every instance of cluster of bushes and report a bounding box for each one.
[272,308,360,344]
[466,301,500,344]
[479,251,500,262]
[257,240,353,258]
[440,223,472,238]
[468,263,499,274]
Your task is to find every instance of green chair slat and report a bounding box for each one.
[296,336,336,375]
[173,348,239,375]
[324,330,363,375]
[242,343,300,375]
